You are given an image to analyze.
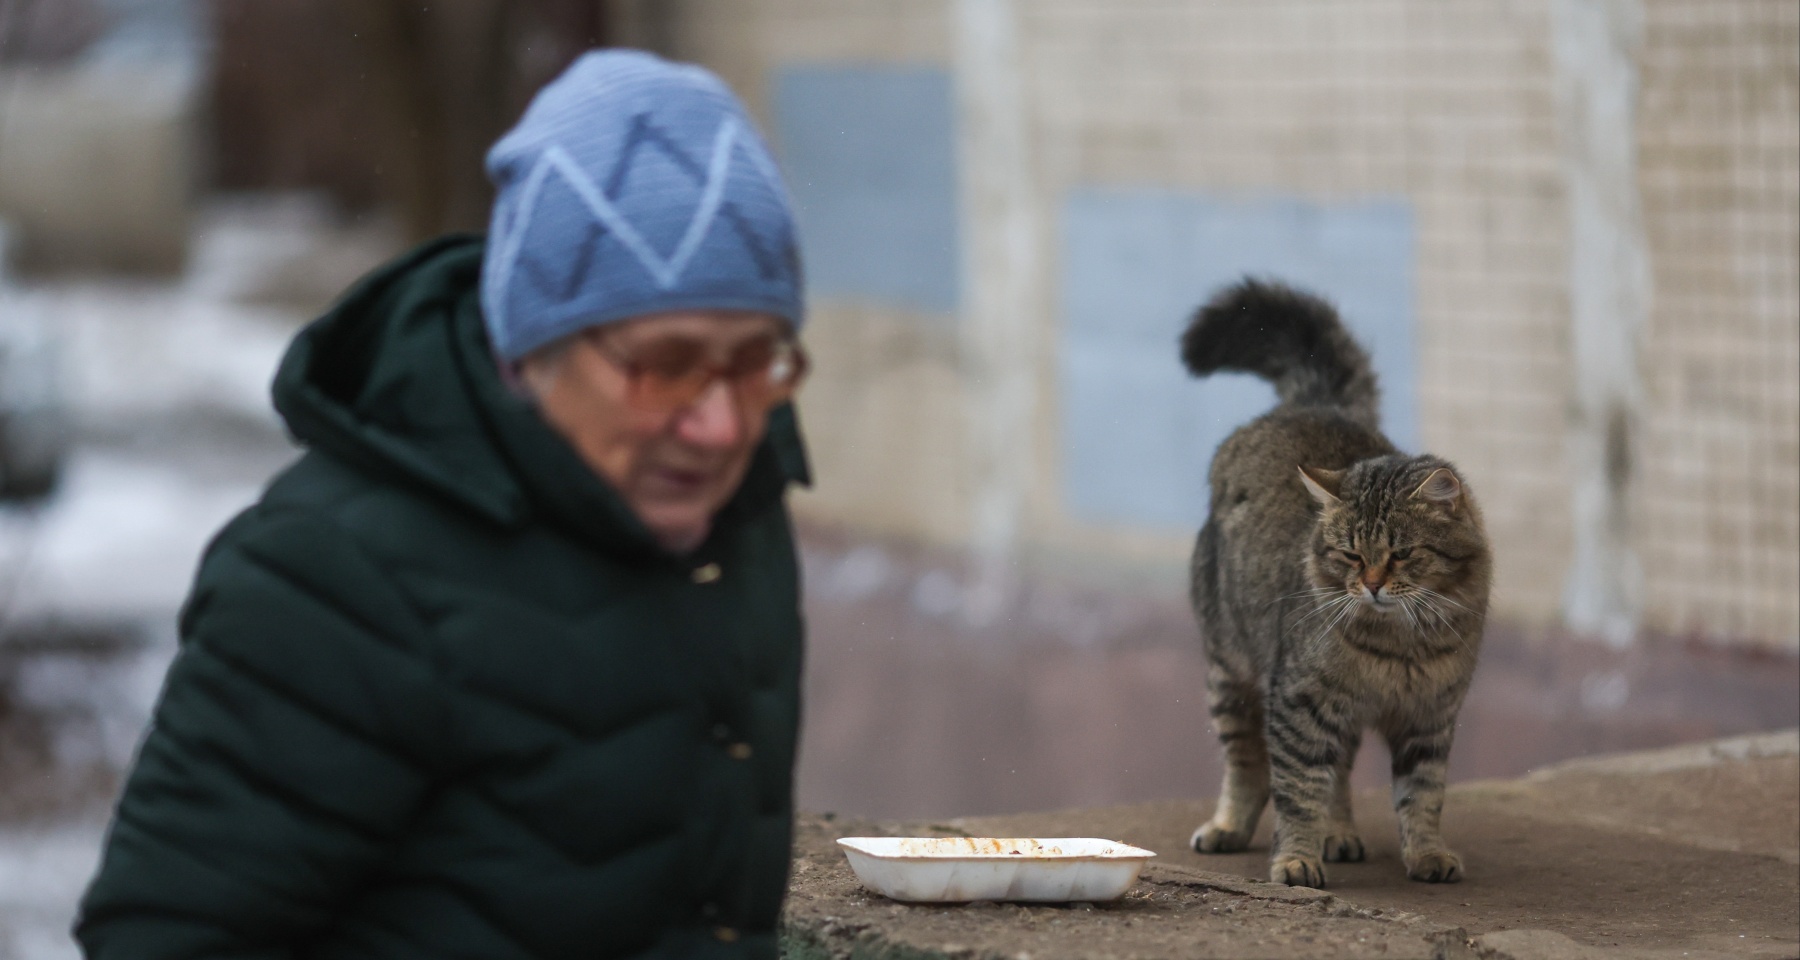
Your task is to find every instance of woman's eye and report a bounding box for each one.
[1392,547,1413,560]
[629,340,708,378]
[724,338,780,376]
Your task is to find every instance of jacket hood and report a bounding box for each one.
[272,235,810,556]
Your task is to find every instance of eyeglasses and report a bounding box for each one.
[584,327,809,416]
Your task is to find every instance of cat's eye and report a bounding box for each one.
[1391,547,1413,561]
[1338,550,1363,565]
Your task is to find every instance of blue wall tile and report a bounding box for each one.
[1061,188,1417,531]
[771,66,961,315]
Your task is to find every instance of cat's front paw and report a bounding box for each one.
[1323,830,1365,862]
[1405,849,1463,883]
[1270,853,1327,887]
[1191,820,1253,853]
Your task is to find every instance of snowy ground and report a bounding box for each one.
[0,817,113,960]
[0,199,397,957]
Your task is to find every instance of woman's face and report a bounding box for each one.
[523,309,792,553]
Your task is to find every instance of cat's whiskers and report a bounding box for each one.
[1386,589,1433,639]
[1425,590,1454,630]
[1423,601,1457,638]
[1419,595,1457,641]
[1267,586,1340,611]
[1290,590,1356,630]
[1411,591,1476,654]
[1310,592,1361,647]
[1398,594,1423,634]
[1416,586,1473,615]
[1415,589,1468,636]
[1291,592,1353,650]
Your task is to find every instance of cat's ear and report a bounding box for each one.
[1411,467,1463,509]
[1297,466,1343,505]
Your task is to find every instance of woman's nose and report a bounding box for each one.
[673,380,745,449]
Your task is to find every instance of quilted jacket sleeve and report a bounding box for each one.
[75,507,446,959]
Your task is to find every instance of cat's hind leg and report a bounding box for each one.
[1191,674,1269,854]
[1323,728,1366,862]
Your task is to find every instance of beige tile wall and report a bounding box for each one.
[1022,0,1575,623]
[1634,0,1800,649]
[659,0,951,121]
[658,0,971,545]
[650,0,1798,648]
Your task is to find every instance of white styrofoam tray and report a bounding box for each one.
[836,837,1156,903]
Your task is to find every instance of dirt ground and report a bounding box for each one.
[787,816,1473,960]
[782,731,1800,960]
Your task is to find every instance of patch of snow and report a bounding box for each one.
[0,194,400,960]
[14,642,173,770]
[0,449,262,625]
[0,818,108,960]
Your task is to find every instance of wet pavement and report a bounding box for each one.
[795,528,1800,822]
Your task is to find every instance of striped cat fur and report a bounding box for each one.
[1182,279,1492,887]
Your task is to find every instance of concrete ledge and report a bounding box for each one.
[1524,728,1799,778]
[782,733,1800,959]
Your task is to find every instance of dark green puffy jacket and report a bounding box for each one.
[75,236,810,959]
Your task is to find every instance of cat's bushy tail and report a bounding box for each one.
[1179,278,1380,428]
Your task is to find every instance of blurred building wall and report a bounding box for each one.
[206,0,611,240]
[0,64,196,274]
[642,0,1798,652]
[0,0,203,273]
[1633,0,1798,650]
[650,1,977,549]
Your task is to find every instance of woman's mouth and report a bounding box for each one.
[645,467,714,495]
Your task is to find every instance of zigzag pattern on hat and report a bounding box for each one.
[479,49,803,361]
[485,114,788,336]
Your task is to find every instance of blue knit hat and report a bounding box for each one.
[480,50,803,362]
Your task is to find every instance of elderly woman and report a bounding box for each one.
[77,50,811,959]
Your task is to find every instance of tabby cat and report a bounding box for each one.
[1181,279,1491,887]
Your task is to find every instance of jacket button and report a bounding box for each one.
[692,562,722,584]
[713,926,739,943]
[727,742,753,761]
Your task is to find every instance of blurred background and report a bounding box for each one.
[0,0,1794,953]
